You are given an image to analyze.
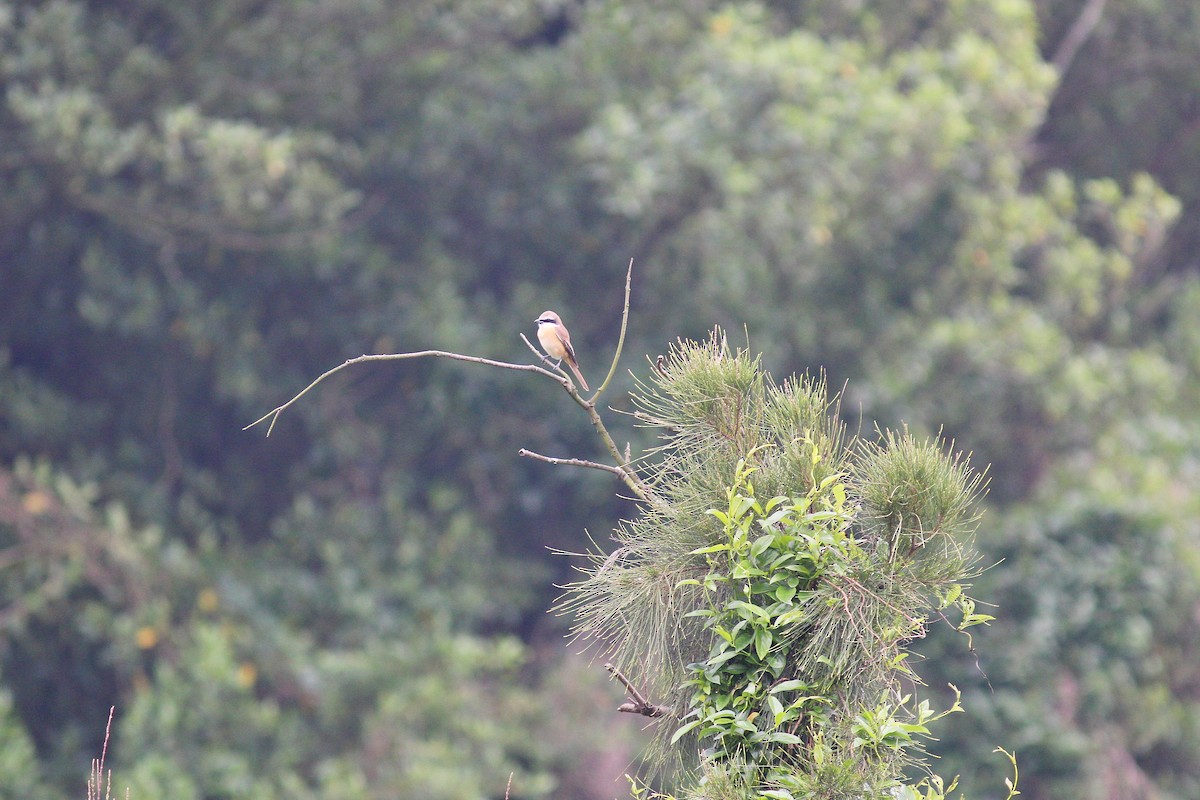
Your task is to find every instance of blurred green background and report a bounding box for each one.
[1,1,1198,797]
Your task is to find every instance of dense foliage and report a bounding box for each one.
[565,341,994,798]
[1,1,1198,798]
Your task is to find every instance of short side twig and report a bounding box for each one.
[605,662,673,718]
[518,449,631,480]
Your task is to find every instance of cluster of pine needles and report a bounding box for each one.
[559,328,989,799]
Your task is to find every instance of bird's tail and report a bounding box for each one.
[568,361,589,392]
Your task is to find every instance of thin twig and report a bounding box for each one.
[605,662,673,718]
[518,449,631,479]
[835,574,922,629]
[935,608,994,694]
[88,706,116,800]
[593,258,635,398]
[1051,0,1106,76]
[244,350,561,436]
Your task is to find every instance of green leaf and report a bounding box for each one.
[766,693,785,722]
[732,717,759,733]
[731,494,757,521]
[765,731,804,745]
[727,599,769,622]
[669,718,703,744]
[750,533,775,558]
[731,562,767,579]
[754,627,773,660]
[762,495,790,514]
[768,679,810,694]
[707,649,740,668]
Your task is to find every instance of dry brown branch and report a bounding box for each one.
[605,662,673,718]
[243,350,562,437]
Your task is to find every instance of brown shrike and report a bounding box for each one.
[535,310,589,391]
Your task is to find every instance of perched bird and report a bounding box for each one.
[535,310,589,391]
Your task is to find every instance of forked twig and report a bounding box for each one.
[243,351,561,437]
[605,662,673,718]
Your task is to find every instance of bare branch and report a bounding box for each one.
[1051,0,1106,76]
[605,662,673,718]
[244,350,561,437]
